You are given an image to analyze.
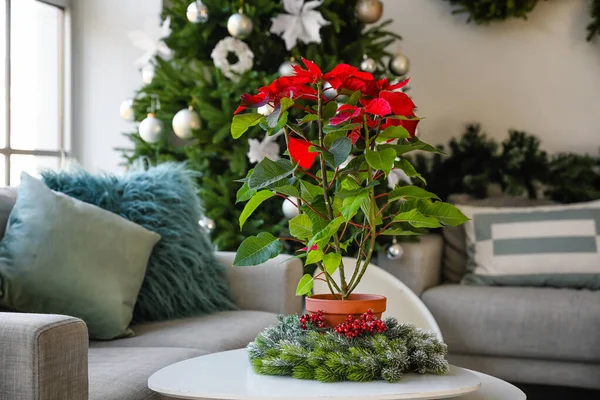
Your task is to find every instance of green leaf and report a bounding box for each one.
[323,253,342,275]
[420,202,470,226]
[236,182,254,203]
[393,209,442,229]
[300,198,329,234]
[395,158,426,184]
[299,180,324,202]
[296,274,314,296]
[379,228,421,236]
[323,123,361,133]
[341,191,369,221]
[275,185,300,198]
[323,101,338,119]
[231,113,263,139]
[234,232,282,266]
[379,140,445,156]
[236,169,256,203]
[308,216,345,249]
[306,249,324,265]
[267,98,294,128]
[323,130,347,148]
[378,126,410,141]
[289,214,313,239]
[239,190,274,230]
[328,137,352,167]
[298,114,318,124]
[365,148,396,177]
[249,159,294,190]
[346,90,361,106]
[388,186,440,202]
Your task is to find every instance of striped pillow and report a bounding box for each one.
[458,200,600,289]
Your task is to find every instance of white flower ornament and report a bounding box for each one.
[270,0,330,51]
[128,16,173,68]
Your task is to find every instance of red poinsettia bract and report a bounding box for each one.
[288,137,318,169]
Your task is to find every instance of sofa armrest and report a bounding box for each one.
[217,252,303,315]
[0,312,88,400]
[376,234,444,296]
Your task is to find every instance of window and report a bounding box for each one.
[0,0,70,186]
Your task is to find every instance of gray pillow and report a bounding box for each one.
[442,194,555,283]
[0,173,161,339]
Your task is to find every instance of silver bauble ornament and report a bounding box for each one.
[278,59,299,77]
[356,0,383,24]
[172,106,201,139]
[323,81,338,100]
[198,216,216,232]
[186,1,209,23]
[360,56,377,73]
[258,104,274,116]
[138,113,163,143]
[119,98,134,121]
[282,198,300,219]
[387,242,404,260]
[141,64,155,84]
[389,52,410,76]
[227,12,253,39]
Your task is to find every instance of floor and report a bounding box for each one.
[513,383,600,400]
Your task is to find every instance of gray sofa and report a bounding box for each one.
[378,234,600,390]
[0,252,303,400]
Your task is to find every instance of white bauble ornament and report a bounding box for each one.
[198,216,216,232]
[323,81,337,100]
[389,52,410,76]
[119,98,134,121]
[282,197,300,219]
[138,113,163,143]
[258,104,274,116]
[227,12,253,39]
[356,0,383,24]
[172,106,201,139]
[141,64,155,84]
[387,242,404,260]
[278,59,299,76]
[360,56,377,73]
[186,1,209,23]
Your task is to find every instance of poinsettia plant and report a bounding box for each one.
[230,58,467,299]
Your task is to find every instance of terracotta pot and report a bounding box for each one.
[305,293,387,327]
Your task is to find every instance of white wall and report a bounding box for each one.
[72,0,162,173]
[383,0,600,154]
[74,0,600,172]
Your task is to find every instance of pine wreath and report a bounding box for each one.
[247,313,449,383]
[442,0,540,24]
[442,0,600,42]
[588,0,600,41]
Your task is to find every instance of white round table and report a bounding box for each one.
[148,349,525,400]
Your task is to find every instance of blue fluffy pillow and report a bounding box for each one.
[41,163,236,323]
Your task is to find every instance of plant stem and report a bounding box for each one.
[348,116,378,294]
[317,83,347,296]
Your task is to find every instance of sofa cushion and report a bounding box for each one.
[442,195,555,283]
[91,310,277,353]
[421,284,600,363]
[41,163,237,323]
[88,346,205,400]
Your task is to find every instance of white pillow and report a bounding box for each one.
[458,200,600,289]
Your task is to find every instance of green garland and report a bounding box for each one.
[443,0,600,42]
[247,315,449,383]
[412,124,600,203]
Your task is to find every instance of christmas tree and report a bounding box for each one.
[120,0,407,251]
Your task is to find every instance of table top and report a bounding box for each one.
[148,349,508,400]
